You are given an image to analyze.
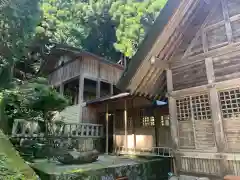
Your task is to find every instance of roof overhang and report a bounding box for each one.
[41,44,124,75]
[117,0,214,99]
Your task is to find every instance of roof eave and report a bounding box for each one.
[117,0,181,91]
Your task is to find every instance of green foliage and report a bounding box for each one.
[110,0,167,57]
[38,0,167,60]
[0,154,24,180]
[4,77,69,124]
[0,0,41,89]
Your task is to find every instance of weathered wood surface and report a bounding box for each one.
[49,60,81,86]
[83,57,123,84]
[178,121,195,149]
[213,52,240,82]
[179,156,221,176]
[223,120,240,151]
[172,60,207,91]
[49,56,123,86]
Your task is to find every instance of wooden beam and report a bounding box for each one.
[166,69,178,150]
[105,104,109,154]
[151,57,170,69]
[201,29,208,53]
[96,80,100,98]
[124,100,128,150]
[110,83,113,96]
[113,112,116,154]
[60,83,64,95]
[205,57,226,152]
[205,57,215,83]
[154,109,159,147]
[221,0,233,44]
[78,75,84,122]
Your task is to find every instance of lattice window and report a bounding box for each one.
[127,116,133,128]
[176,97,191,121]
[219,88,240,119]
[161,115,170,126]
[192,94,211,120]
[177,94,211,121]
[140,109,155,127]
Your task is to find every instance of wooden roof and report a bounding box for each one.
[41,44,124,74]
[117,0,215,99]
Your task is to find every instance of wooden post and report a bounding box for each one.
[96,80,101,98]
[205,57,227,176]
[60,83,64,95]
[124,100,128,150]
[110,84,114,95]
[105,104,109,154]
[166,69,179,150]
[205,57,226,152]
[113,112,116,153]
[154,108,159,147]
[78,75,84,122]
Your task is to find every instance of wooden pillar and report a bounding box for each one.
[78,75,84,122]
[60,83,64,95]
[113,112,116,153]
[105,104,109,154]
[131,99,136,151]
[124,100,128,150]
[97,61,101,98]
[110,84,114,95]
[96,80,101,98]
[205,57,226,152]
[166,69,178,150]
[154,108,159,147]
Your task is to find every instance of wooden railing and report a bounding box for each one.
[115,146,173,157]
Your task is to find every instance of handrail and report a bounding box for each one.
[115,146,174,157]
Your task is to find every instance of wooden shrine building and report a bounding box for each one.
[115,0,240,179]
[42,45,123,124]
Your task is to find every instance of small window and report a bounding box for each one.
[100,81,111,97]
[84,78,97,102]
[219,88,240,119]
[161,115,170,127]
[140,109,155,127]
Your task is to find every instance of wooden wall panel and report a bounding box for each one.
[178,121,195,149]
[82,106,97,123]
[231,19,240,42]
[180,157,221,176]
[195,120,216,149]
[48,60,81,85]
[223,120,240,152]
[172,60,207,90]
[83,57,98,79]
[213,53,240,82]
[227,0,240,17]
[206,25,228,50]
[206,3,224,26]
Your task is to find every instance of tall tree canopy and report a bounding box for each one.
[38,0,167,60]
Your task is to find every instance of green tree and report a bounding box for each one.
[38,0,120,61]
[0,0,41,89]
[110,0,167,58]
[38,0,167,60]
